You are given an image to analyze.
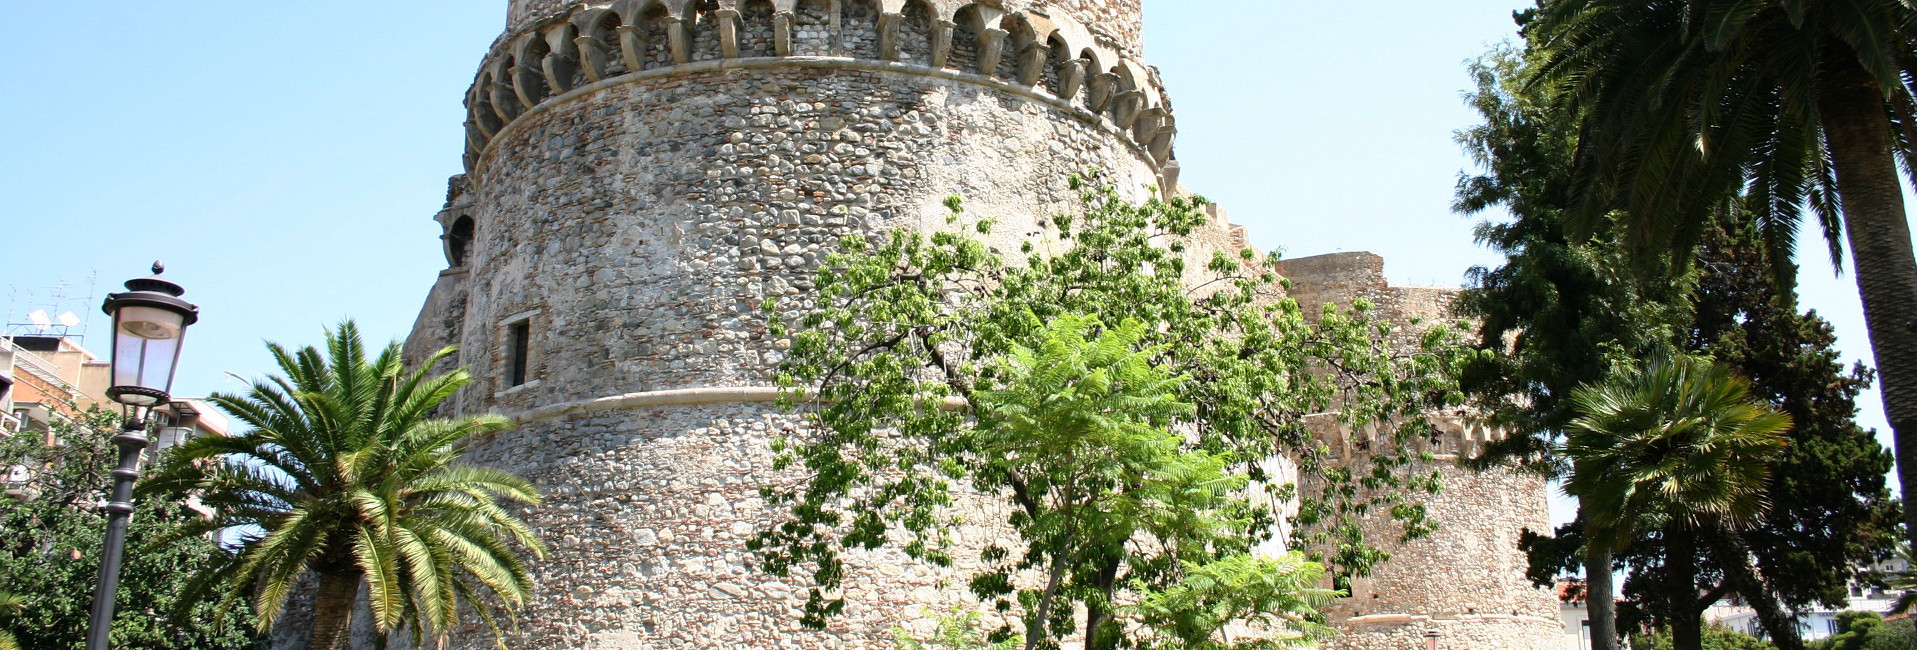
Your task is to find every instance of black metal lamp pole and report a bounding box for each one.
[85,262,198,650]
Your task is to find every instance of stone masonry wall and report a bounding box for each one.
[418,57,1165,648]
[1276,252,1562,650]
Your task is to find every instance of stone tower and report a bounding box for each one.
[403,1,1558,648]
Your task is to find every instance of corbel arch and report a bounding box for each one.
[996,13,1036,84]
[896,0,936,65]
[572,8,629,80]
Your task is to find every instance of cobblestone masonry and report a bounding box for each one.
[401,2,1558,648]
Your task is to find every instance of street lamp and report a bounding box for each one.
[85,262,198,650]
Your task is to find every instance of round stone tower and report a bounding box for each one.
[402,2,1557,648]
[407,1,1181,647]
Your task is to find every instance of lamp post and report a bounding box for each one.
[85,262,198,650]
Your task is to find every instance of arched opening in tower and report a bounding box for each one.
[639,2,674,70]
[998,14,1033,85]
[842,0,880,59]
[1043,33,1070,98]
[590,12,627,77]
[686,3,722,62]
[897,0,934,66]
[519,38,554,105]
[793,0,832,56]
[448,216,475,268]
[739,0,777,58]
[949,5,983,75]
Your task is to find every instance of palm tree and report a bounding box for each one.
[1529,0,1917,556]
[1565,355,1794,649]
[1883,540,1916,615]
[0,591,23,650]
[141,322,546,649]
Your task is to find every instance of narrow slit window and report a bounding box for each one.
[507,321,531,387]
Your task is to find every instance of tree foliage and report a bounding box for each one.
[140,322,546,649]
[1632,624,1777,650]
[1811,611,1917,650]
[1524,0,1917,560]
[0,407,263,650]
[752,174,1471,648]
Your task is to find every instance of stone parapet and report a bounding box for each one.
[470,0,1175,183]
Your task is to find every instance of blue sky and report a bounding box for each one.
[0,2,1901,504]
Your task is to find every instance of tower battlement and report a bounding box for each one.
[466,0,1175,188]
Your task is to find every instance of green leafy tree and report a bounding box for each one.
[0,591,22,650]
[1632,624,1777,650]
[754,176,1470,649]
[140,322,547,649]
[1878,541,1916,615]
[1812,611,1917,650]
[1565,355,1796,650]
[893,608,1024,650]
[1687,218,1902,615]
[1459,42,1901,649]
[1526,0,1917,557]
[1455,45,1695,650]
[0,407,263,650]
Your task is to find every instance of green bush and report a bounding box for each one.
[1631,624,1776,650]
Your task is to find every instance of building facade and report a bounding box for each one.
[402,1,1559,647]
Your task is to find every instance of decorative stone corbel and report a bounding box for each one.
[665,15,689,65]
[1160,160,1181,193]
[542,27,580,95]
[1133,107,1166,145]
[976,28,1008,77]
[1150,127,1176,165]
[543,52,579,95]
[1086,72,1119,113]
[489,82,523,123]
[878,13,903,61]
[773,12,794,57]
[617,25,647,71]
[716,9,741,58]
[1016,42,1047,87]
[1056,58,1087,100]
[1110,90,1145,129]
[930,20,956,69]
[575,35,609,82]
[470,99,502,138]
[465,121,490,152]
[511,65,544,111]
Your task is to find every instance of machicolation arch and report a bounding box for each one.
[463,0,1177,181]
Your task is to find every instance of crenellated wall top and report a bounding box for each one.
[463,0,1180,185]
[508,0,1142,57]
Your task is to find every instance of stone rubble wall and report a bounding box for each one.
[1275,252,1563,650]
[411,53,1172,648]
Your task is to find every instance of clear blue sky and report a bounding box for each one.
[0,2,1901,497]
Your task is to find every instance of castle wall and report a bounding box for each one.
[1277,253,1562,650]
[417,35,1168,648]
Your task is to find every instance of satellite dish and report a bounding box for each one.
[56,312,81,328]
[27,310,51,331]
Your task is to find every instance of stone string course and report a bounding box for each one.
[393,1,1561,648]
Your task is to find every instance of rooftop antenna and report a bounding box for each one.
[4,270,99,344]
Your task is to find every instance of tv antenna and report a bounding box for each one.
[5,271,98,344]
